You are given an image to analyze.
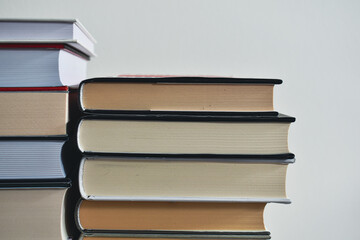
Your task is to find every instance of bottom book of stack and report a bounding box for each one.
[77,201,271,239]
[0,180,71,240]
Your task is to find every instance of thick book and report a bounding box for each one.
[0,46,87,87]
[76,200,270,237]
[0,87,68,136]
[0,180,71,240]
[0,19,96,57]
[0,138,67,179]
[77,114,295,157]
[79,156,292,202]
[79,77,282,115]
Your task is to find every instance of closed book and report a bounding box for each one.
[0,19,96,57]
[0,138,66,179]
[79,77,282,115]
[0,46,87,87]
[79,156,292,202]
[77,114,295,157]
[0,180,71,240]
[0,87,68,136]
[76,200,269,237]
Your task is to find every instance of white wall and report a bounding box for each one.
[1,0,359,239]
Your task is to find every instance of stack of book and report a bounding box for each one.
[0,19,95,240]
[75,76,295,240]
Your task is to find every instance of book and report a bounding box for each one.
[79,77,282,114]
[0,46,87,87]
[79,156,293,202]
[0,181,71,240]
[76,200,269,235]
[0,19,96,57]
[77,114,295,157]
[0,87,68,136]
[0,139,66,179]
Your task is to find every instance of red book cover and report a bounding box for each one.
[0,43,67,49]
[117,74,220,78]
[0,86,69,91]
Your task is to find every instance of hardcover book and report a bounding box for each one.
[0,138,66,179]
[76,200,270,237]
[79,77,282,114]
[0,19,96,57]
[77,114,295,157]
[0,46,87,87]
[79,156,293,202]
[0,180,71,240]
[0,87,68,136]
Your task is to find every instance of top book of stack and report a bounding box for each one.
[0,19,96,57]
[0,19,96,87]
[79,76,282,115]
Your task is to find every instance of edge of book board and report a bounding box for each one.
[79,113,295,123]
[78,231,271,239]
[0,178,72,189]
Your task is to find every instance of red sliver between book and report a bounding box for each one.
[0,86,69,91]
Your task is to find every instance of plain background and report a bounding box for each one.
[1,0,359,239]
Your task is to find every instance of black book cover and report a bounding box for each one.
[81,76,282,84]
[80,112,295,122]
[0,178,71,188]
